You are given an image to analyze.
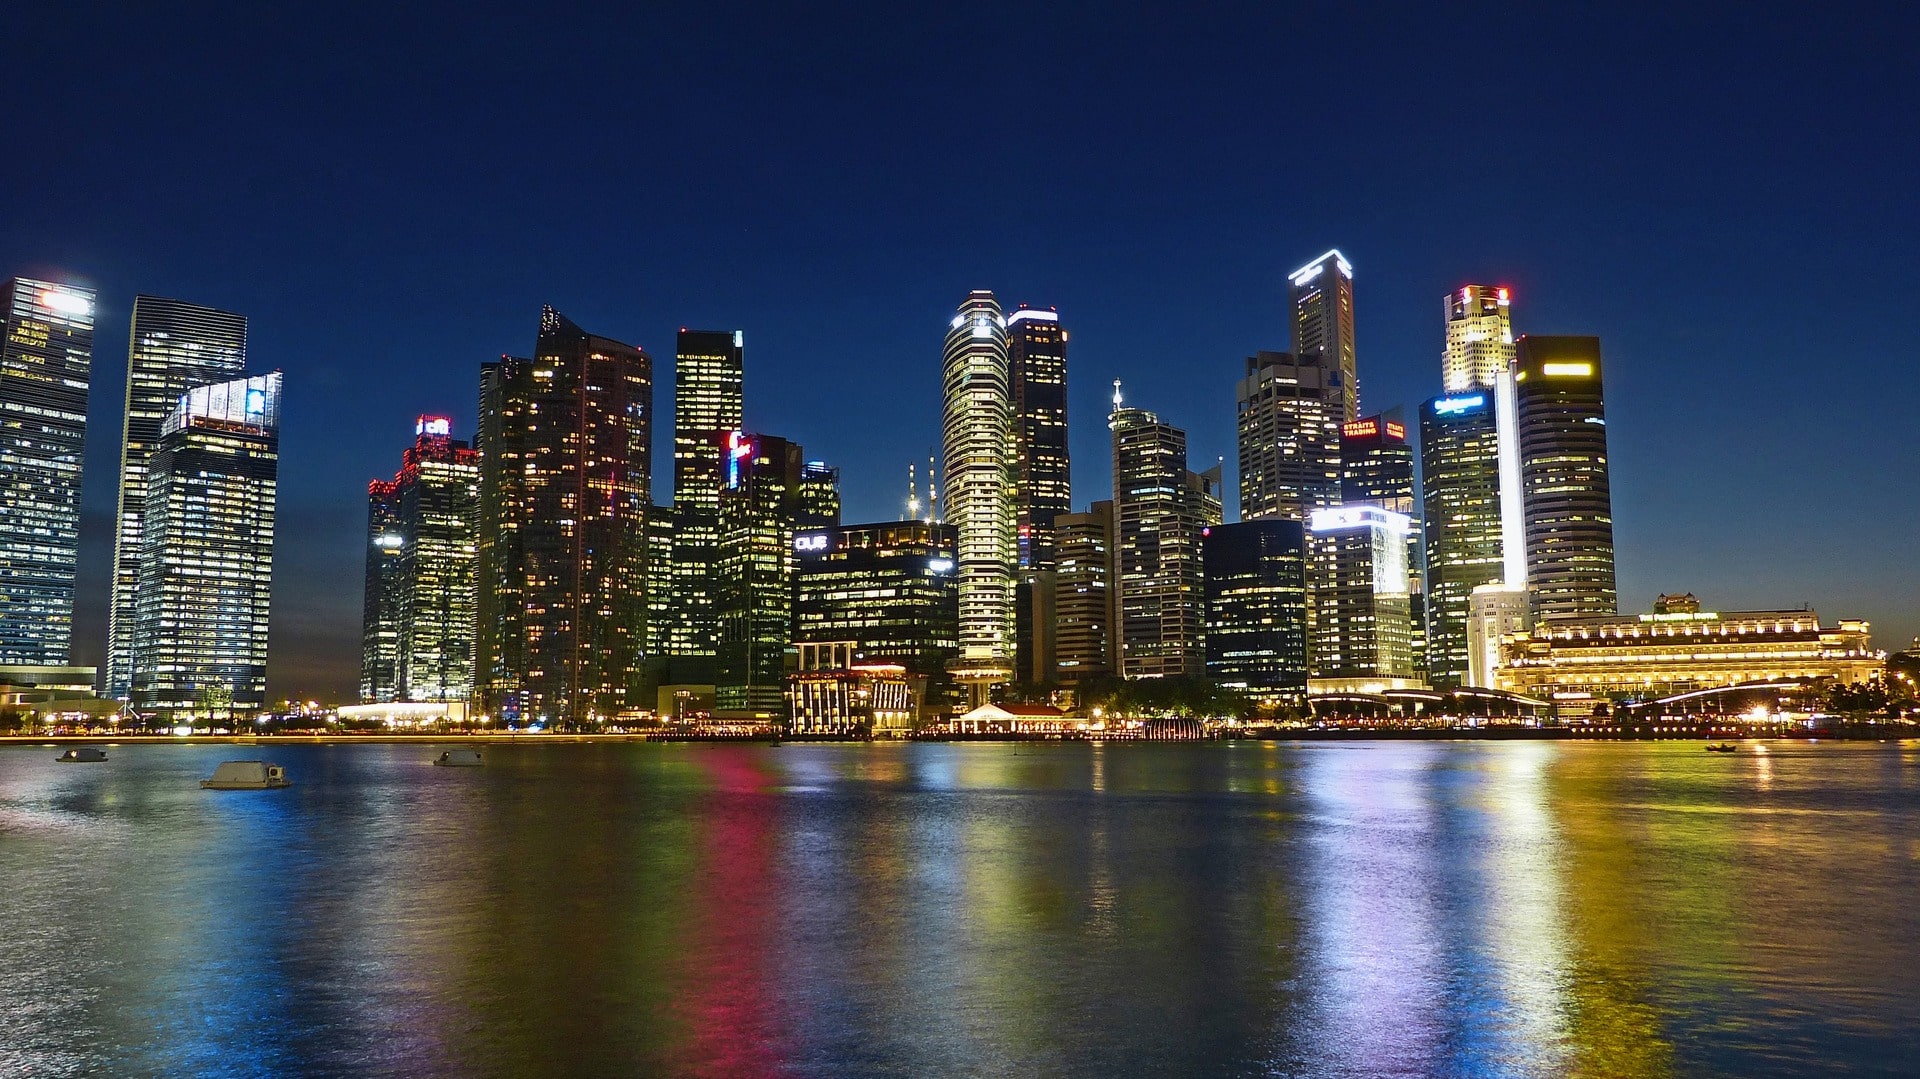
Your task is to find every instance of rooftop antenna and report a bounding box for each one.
[928,449,940,523]
[906,462,920,522]
[1112,378,1124,409]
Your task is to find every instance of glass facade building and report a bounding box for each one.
[792,520,959,686]
[1420,392,1506,687]
[1203,519,1309,700]
[941,291,1016,695]
[669,329,745,664]
[360,417,479,703]
[1288,250,1358,422]
[0,278,95,666]
[1307,505,1415,682]
[1007,306,1070,569]
[1052,501,1117,686]
[475,308,652,725]
[716,432,804,712]
[106,296,247,698]
[1514,335,1616,622]
[131,373,281,720]
[1110,391,1223,679]
[1235,350,1341,521]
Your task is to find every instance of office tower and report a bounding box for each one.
[358,417,480,703]
[1420,392,1506,687]
[1052,501,1118,686]
[1014,570,1057,685]
[1236,351,1341,521]
[104,297,248,698]
[1513,336,1615,622]
[475,307,652,726]
[361,479,404,701]
[0,278,95,666]
[1340,411,1426,670]
[1111,388,1223,679]
[797,461,841,528]
[642,505,676,662]
[1288,249,1358,421]
[131,374,281,719]
[1442,285,1515,393]
[715,432,804,712]
[668,329,744,666]
[793,519,959,716]
[1204,519,1309,701]
[941,291,1017,701]
[1007,306,1071,568]
[1307,505,1415,685]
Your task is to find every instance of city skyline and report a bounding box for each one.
[6,5,1915,697]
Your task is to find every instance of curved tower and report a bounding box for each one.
[941,290,1015,703]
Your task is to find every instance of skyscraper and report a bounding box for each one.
[1007,306,1070,568]
[1420,391,1506,687]
[131,373,281,720]
[361,478,404,701]
[359,417,480,704]
[1307,506,1415,685]
[669,329,745,666]
[1111,388,1223,679]
[715,432,804,712]
[1514,335,1616,622]
[0,278,95,666]
[1340,412,1426,673]
[793,519,959,718]
[1235,350,1341,521]
[1204,519,1309,701]
[1052,501,1118,686]
[106,296,247,699]
[941,291,1016,702]
[475,308,652,726]
[1288,249,1358,422]
[1442,285,1515,393]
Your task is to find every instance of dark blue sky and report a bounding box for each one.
[5,3,1916,697]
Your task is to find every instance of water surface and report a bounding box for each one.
[3,740,1917,1077]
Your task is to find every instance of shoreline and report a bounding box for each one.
[4,726,1916,747]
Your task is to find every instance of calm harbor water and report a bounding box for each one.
[3,739,1918,1077]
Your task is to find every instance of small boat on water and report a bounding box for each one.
[201,760,291,790]
[433,749,483,767]
[56,747,107,763]
[1705,742,1738,753]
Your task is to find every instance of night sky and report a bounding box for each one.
[5,4,1916,699]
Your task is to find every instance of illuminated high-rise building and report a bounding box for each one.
[1420,391,1505,687]
[131,374,281,720]
[1204,519,1309,701]
[0,278,95,666]
[1111,388,1223,679]
[475,308,652,726]
[1007,306,1070,568]
[105,296,247,699]
[941,291,1016,701]
[1307,505,1415,686]
[1442,285,1515,393]
[1514,335,1615,622]
[715,432,804,712]
[793,519,959,717]
[669,329,745,664]
[1288,249,1358,422]
[1236,350,1341,521]
[1052,501,1118,686]
[359,417,480,704]
[1340,411,1426,671]
[362,478,404,701]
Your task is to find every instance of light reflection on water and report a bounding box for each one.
[2,740,1918,1077]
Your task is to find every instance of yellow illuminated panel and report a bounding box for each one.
[1541,362,1594,378]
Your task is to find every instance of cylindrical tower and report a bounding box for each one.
[941,291,1015,702]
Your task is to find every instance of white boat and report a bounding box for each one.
[201,760,291,790]
[433,749,483,767]
[56,747,108,763]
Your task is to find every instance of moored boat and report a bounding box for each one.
[201,760,291,789]
[56,747,108,763]
[1705,742,1738,753]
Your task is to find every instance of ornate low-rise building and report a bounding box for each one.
[1497,605,1881,703]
